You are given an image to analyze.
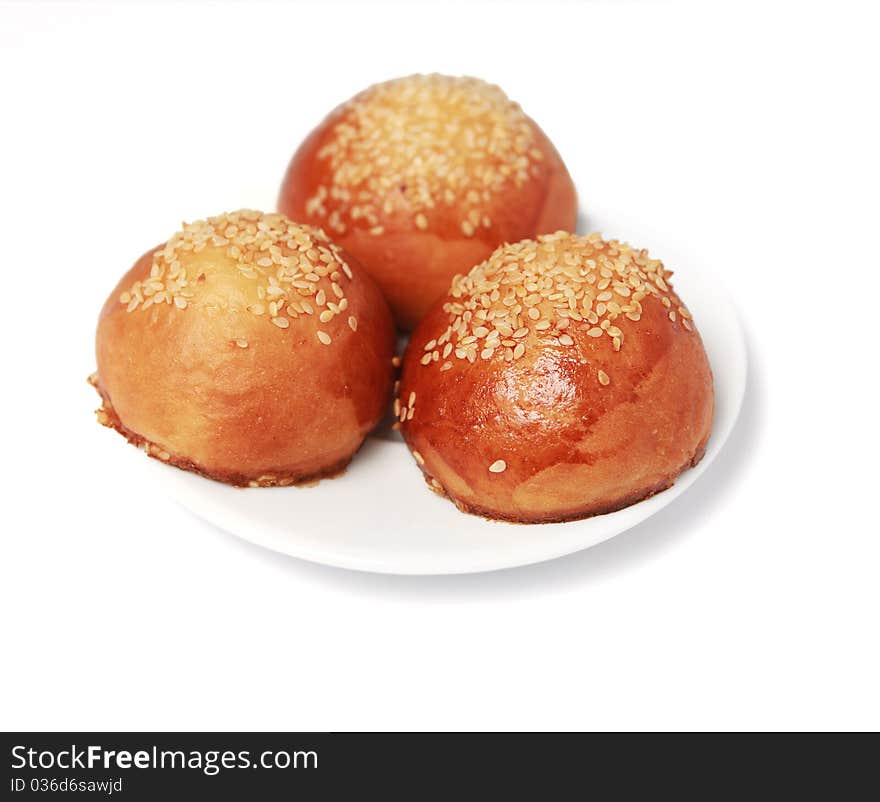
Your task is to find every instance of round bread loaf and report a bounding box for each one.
[93,210,395,486]
[279,74,577,329]
[396,232,714,522]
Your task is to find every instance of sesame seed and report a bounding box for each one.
[598,370,610,386]
[348,315,358,331]
[119,210,356,350]
[488,459,507,473]
[235,338,248,348]
[413,450,425,465]
[316,330,332,345]
[302,75,545,239]
[415,232,686,372]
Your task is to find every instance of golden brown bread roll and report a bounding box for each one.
[278,73,577,329]
[92,210,395,486]
[396,232,714,523]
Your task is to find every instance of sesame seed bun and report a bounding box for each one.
[93,210,395,487]
[278,74,577,330]
[397,232,714,523]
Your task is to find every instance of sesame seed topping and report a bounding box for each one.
[119,210,356,348]
[235,339,249,348]
[417,232,687,370]
[488,459,507,473]
[412,450,425,465]
[302,74,545,237]
[598,370,610,386]
[316,330,332,345]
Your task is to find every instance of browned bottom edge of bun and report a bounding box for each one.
[88,373,352,488]
[417,440,710,525]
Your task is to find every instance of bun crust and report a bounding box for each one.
[396,233,714,523]
[278,74,577,329]
[93,211,395,486]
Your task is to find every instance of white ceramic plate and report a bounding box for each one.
[142,261,746,575]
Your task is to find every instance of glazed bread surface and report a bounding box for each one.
[397,232,714,523]
[94,210,396,486]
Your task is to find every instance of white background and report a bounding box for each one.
[1,0,878,731]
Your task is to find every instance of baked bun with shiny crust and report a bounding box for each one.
[397,232,714,523]
[278,73,577,330]
[92,210,395,487]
